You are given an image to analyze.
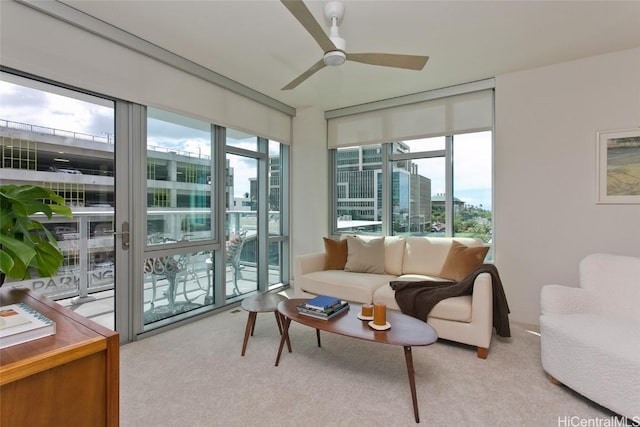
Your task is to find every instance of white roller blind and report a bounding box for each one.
[327,88,493,148]
[1,1,292,144]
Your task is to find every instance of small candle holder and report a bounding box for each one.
[357,303,374,320]
[369,303,391,330]
[373,303,386,325]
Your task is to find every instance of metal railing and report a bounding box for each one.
[1,118,212,160]
[0,118,113,144]
[6,209,280,301]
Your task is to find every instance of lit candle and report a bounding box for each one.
[373,303,387,326]
[362,304,373,317]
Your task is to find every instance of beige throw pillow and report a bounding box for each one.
[344,235,386,274]
[323,237,348,270]
[439,240,489,281]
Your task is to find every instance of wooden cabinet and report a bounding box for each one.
[0,288,119,427]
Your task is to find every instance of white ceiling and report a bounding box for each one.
[62,0,640,113]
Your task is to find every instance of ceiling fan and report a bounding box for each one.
[280,0,429,90]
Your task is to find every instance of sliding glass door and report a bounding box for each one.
[0,72,118,330]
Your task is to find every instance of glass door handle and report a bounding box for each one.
[111,221,130,250]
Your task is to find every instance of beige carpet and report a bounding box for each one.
[120,304,616,427]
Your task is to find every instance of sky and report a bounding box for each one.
[1,78,492,209]
[0,79,113,138]
[428,132,492,209]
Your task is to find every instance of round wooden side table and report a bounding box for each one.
[240,293,291,356]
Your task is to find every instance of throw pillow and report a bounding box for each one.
[323,237,348,270]
[344,235,386,274]
[439,240,489,281]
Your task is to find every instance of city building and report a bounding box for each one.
[335,144,431,233]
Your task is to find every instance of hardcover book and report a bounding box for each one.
[0,303,56,349]
[304,295,342,311]
[297,301,349,320]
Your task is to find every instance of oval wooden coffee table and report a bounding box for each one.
[275,298,438,423]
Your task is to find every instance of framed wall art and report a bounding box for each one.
[596,128,640,204]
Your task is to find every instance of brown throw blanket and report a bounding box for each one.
[390,264,511,337]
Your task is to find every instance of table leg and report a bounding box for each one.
[316,329,321,347]
[241,311,256,356]
[274,311,283,334]
[250,312,257,336]
[275,317,292,366]
[274,312,292,353]
[404,346,420,423]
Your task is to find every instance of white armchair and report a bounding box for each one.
[540,253,640,419]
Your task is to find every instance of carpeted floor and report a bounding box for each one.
[120,303,619,427]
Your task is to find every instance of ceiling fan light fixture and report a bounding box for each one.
[323,50,346,66]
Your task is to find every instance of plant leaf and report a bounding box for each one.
[30,240,64,278]
[0,250,15,275]
[0,234,37,267]
[0,184,72,281]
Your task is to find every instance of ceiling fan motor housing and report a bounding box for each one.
[323,1,346,66]
[324,50,346,66]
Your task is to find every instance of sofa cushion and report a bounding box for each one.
[299,270,397,304]
[542,314,640,365]
[402,237,484,276]
[541,313,640,419]
[322,237,347,270]
[439,240,489,281]
[345,235,386,274]
[402,237,449,276]
[373,277,472,323]
[342,234,405,275]
[382,236,405,275]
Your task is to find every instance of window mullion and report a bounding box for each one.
[445,135,454,237]
[382,143,392,235]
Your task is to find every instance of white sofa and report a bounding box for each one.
[540,253,640,419]
[295,236,498,358]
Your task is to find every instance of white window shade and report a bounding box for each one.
[328,89,493,148]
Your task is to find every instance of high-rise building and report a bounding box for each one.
[335,143,431,233]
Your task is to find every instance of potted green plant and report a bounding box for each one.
[0,184,72,287]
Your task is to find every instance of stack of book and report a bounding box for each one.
[297,295,349,320]
[0,303,56,349]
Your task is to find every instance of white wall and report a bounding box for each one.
[494,47,640,326]
[290,107,328,287]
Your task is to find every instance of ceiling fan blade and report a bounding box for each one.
[281,0,336,53]
[282,59,327,90]
[346,53,429,70]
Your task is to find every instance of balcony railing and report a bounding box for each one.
[5,209,280,302]
[1,118,113,144]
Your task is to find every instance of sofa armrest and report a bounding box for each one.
[540,284,599,315]
[296,253,326,277]
[470,272,492,323]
